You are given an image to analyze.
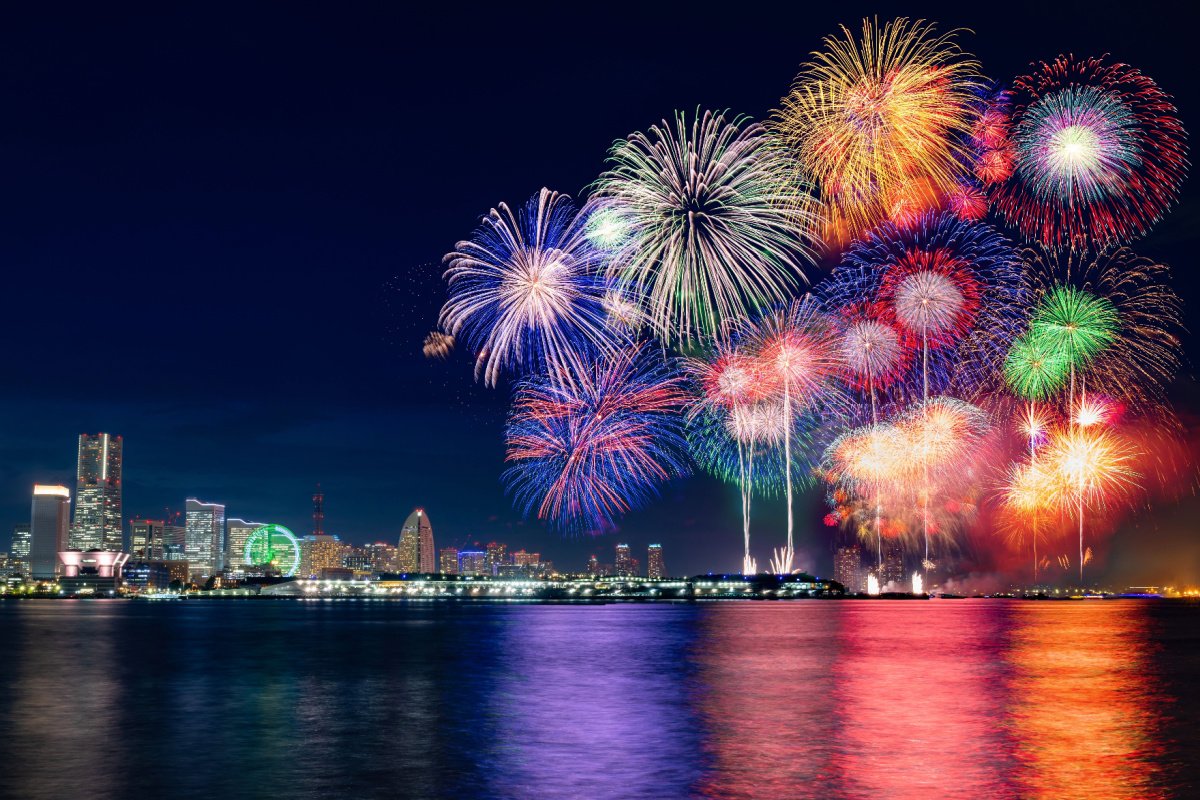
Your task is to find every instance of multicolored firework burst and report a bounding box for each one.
[440,189,615,386]
[992,55,1188,251]
[592,109,818,345]
[503,344,690,533]
[773,17,982,243]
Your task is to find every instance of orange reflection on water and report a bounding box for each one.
[1007,602,1172,799]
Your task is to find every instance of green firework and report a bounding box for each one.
[1028,285,1118,370]
[1004,332,1071,400]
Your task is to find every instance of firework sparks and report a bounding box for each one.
[593,109,818,344]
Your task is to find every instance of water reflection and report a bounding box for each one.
[482,606,703,800]
[1006,603,1173,799]
[0,600,1192,799]
[690,605,838,798]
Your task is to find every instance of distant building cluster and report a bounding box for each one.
[587,542,668,579]
[5,431,663,596]
[832,543,908,593]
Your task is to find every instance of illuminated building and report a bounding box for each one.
[485,542,507,576]
[69,433,123,551]
[882,544,905,589]
[362,542,398,573]
[511,549,540,567]
[164,560,190,586]
[10,523,31,577]
[834,544,866,593]
[615,543,633,577]
[588,556,613,577]
[129,518,166,560]
[458,550,486,576]
[31,485,71,579]
[305,535,345,578]
[439,547,459,574]
[647,544,665,579]
[398,509,436,573]
[184,498,225,578]
[225,518,268,571]
[162,523,186,561]
[122,561,172,592]
[58,549,129,596]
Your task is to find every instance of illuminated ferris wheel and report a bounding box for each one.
[243,524,302,577]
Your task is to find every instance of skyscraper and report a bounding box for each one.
[129,518,166,560]
[439,547,459,574]
[30,485,71,579]
[226,518,268,571]
[70,433,123,551]
[398,509,435,573]
[484,542,507,576]
[184,498,225,578]
[615,543,633,577]
[881,544,905,589]
[162,522,187,561]
[833,544,866,593]
[647,544,665,579]
[11,523,31,576]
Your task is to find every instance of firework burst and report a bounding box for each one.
[773,17,983,242]
[503,344,690,533]
[992,55,1188,251]
[592,109,818,344]
[441,189,616,386]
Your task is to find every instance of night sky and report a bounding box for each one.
[4,2,1198,581]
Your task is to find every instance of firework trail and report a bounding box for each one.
[422,331,455,360]
[742,296,848,573]
[592,109,819,345]
[992,55,1188,252]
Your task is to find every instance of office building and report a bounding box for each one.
[226,518,268,571]
[511,549,541,567]
[185,498,226,578]
[615,543,633,577]
[647,544,665,579]
[69,433,123,551]
[362,542,398,573]
[484,542,507,576]
[122,561,173,593]
[162,523,187,561]
[129,518,167,561]
[398,509,435,573]
[439,547,459,574]
[458,550,486,576]
[11,523,31,577]
[31,485,71,579]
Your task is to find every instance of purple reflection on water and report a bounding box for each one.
[479,605,705,800]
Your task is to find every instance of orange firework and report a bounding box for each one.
[773,17,983,245]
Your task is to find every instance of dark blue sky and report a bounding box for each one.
[3,1,1198,580]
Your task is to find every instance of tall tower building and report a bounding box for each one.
[615,543,633,577]
[185,498,226,578]
[226,519,268,571]
[398,509,435,573]
[833,544,866,593]
[881,544,905,589]
[30,485,71,579]
[647,544,665,579]
[70,433,123,551]
[129,518,166,560]
[312,485,324,537]
[11,523,31,576]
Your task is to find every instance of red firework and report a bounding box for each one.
[876,247,983,353]
[991,54,1188,251]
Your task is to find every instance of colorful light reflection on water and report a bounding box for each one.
[0,600,1195,799]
